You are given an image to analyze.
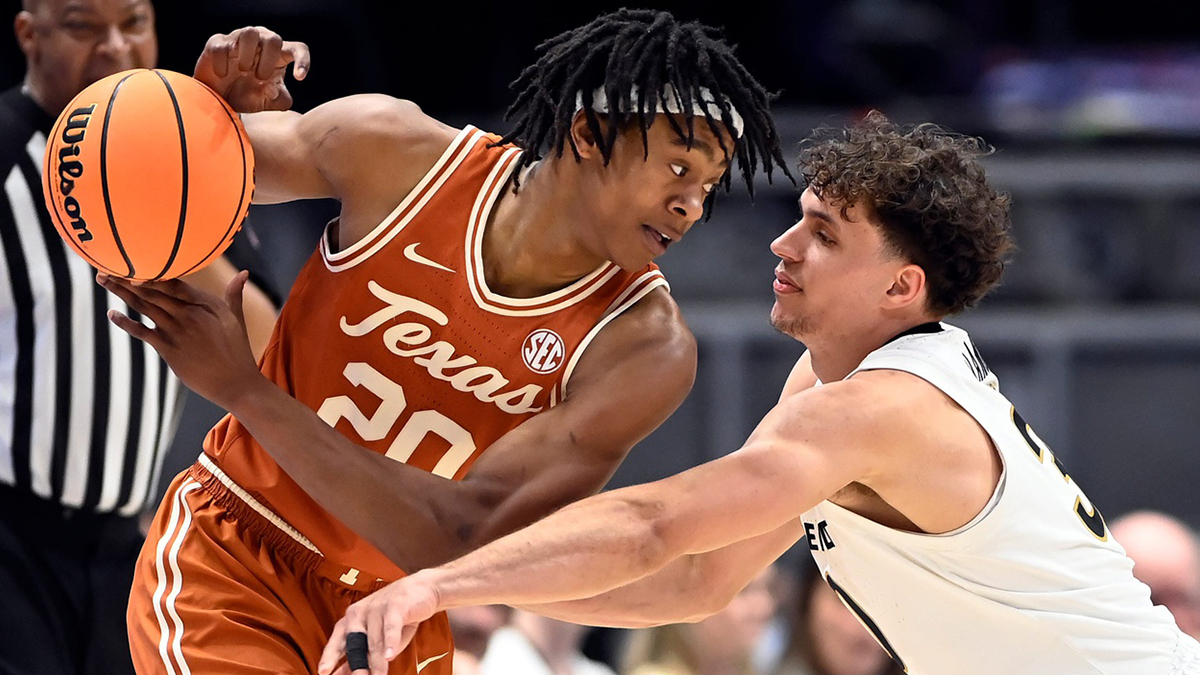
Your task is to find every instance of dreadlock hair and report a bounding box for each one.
[496,8,793,197]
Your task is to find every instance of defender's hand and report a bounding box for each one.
[318,574,442,675]
[194,26,310,113]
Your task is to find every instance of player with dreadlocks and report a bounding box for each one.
[108,9,790,675]
[498,7,790,194]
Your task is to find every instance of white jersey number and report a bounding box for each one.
[317,362,478,478]
[1011,407,1108,541]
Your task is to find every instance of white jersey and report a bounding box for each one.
[801,322,1200,675]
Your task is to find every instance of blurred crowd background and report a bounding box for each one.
[5,0,1198,672]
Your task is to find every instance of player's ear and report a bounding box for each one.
[569,110,608,161]
[885,263,926,310]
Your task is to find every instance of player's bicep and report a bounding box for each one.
[243,94,453,205]
[241,109,333,203]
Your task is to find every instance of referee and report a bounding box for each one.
[0,1,278,674]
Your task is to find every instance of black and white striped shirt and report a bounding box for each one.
[0,86,182,516]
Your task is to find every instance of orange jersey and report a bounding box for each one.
[203,126,668,581]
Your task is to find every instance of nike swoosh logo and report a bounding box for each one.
[416,651,449,673]
[404,243,455,273]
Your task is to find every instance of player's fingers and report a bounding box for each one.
[318,619,349,675]
[201,33,233,79]
[235,28,260,73]
[367,611,388,675]
[143,277,215,307]
[402,623,418,658]
[107,309,164,351]
[280,41,311,80]
[266,84,293,111]
[224,271,249,328]
[255,31,283,80]
[341,606,370,675]
[98,275,181,326]
[381,610,412,661]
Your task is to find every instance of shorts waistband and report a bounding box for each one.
[187,456,393,593]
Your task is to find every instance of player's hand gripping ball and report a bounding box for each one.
[42,68,254,281]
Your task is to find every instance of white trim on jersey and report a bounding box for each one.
[560,274,669,393]
[602,269,669,316]
[197,453,323,555]
[463,147,625,317]
[321,126,485,272]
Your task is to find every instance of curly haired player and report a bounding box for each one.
[320,113,1199,675]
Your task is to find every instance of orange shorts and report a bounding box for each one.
[127,461,453,675]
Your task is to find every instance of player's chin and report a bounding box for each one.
[769,304,806,338]
[612,249,656,272]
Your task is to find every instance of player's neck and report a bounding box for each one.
[481,158,609,298]
[806,316,935,382]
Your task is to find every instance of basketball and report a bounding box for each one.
[42,68,254,281]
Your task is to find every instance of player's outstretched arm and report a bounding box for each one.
[514,350,816,627]
[317,380,888,675]
[100,273,700,573]
[517,519,804,628]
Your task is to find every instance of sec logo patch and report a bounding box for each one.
[522,329,565,374]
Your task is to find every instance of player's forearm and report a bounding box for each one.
[516,555,713,628]
[226,378,480,570]
[411,451,807,616]
[408,485,687,614]
[516,518,804,627]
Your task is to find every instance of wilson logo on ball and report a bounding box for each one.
[56,104,97,243]
[522,329,565,374]
[42,68,254,282]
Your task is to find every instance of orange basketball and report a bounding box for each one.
[42,68,254,281]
